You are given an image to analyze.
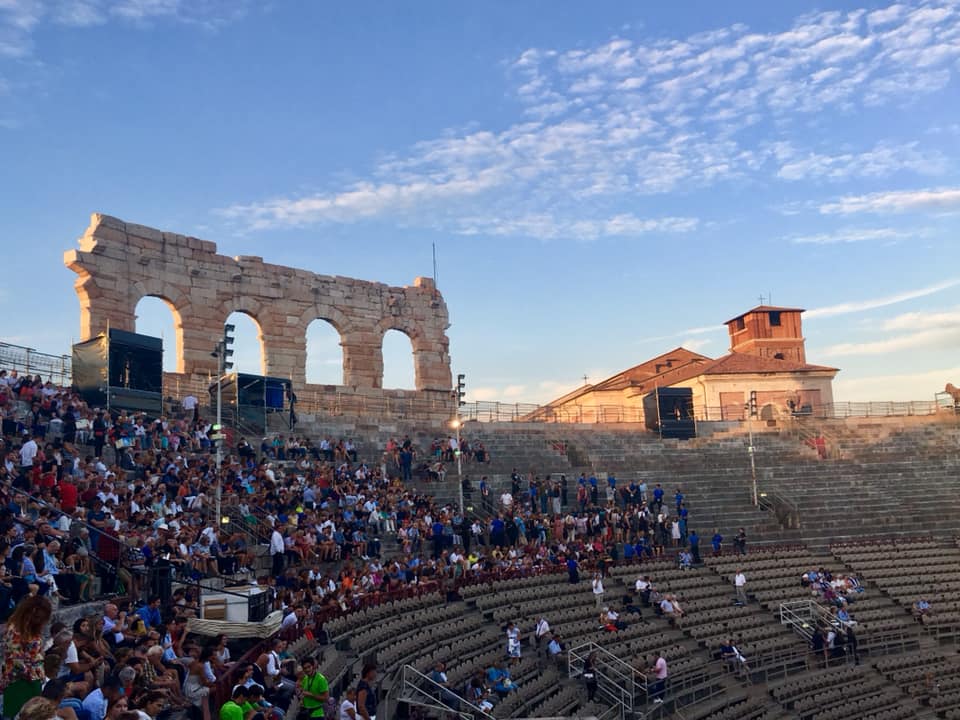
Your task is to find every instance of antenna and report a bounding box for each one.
[582,374,589,386]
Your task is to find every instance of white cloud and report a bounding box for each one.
[820,187,960,215]
[882,306,960,331]
[834,365,960,402]
[679,337,713,353]
[806,277,960,318]
[820,325,960,355]
[219,1,960,234]
[819,304,960,357]
[787,227,923,244]
[0,0,247,59]
[777,142,946,182]
[454,213,698,241]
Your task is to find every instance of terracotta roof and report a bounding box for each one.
[698,352,838,375]
[546,347,713,406]
[724,305,805,324]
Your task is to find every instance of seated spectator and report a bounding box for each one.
[485,662,517,698]
[914,598,932,616]
[719,638,751,676]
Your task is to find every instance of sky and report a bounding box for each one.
[1,0,959,405]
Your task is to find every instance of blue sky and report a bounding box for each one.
[1,0,959,404]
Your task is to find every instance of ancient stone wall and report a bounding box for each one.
[64,213,454,415]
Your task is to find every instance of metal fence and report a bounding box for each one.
[0,342,72,386]
[0,339,950,424]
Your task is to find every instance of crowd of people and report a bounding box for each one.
[0,366,760,718]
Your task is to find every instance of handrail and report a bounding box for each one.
[0,342,72,387]
[397,663,495,720]
[568,641,636,715]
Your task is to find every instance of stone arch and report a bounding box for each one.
[374,316,433,391]
[222,306,267,376]
[131,280,192,374]
[65,214,454,416]
[381,328,417,390]
[305,319,345,385]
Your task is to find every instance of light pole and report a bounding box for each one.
[212,324,234,528]
[746,402,758,507]
[452,418,463,513]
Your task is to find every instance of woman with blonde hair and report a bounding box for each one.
[1,595,53,718]
[15,696,58,720]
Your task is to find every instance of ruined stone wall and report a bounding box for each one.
[64,213,454,416]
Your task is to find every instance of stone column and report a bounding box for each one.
[342,332,383,388]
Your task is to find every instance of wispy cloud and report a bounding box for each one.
[820,187,960,215]
[776,142,946,182]
[0,0,249,59]
[454,213,699,241]
[806,277,960,318]
[787,227,925,244]
[218,0,960,235]
[834,365,960,402]
[820,325,960,356]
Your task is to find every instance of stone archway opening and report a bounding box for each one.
[134,295,183,373]
[225,311,266,375]
[305,319,343,385]
[382,328,416,390]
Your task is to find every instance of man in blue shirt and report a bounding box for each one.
[137,595,163,629]
[652,484,664,514]
[82,676,122,720]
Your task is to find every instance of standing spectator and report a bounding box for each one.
[286,385,297,431]
[711,530,723,557]
[689,530,701,565]
[652,484,664,514]
[734,527,747,555]
[734,569,748,605]
[583,651,599,701]
[505,622,521,663]
[182,394,199,424]
[648,652,668,704]
[355,665,378,720]
[1,596,52,718]
[92,412,107,459]
[270,523,285,577]
[592,572,605,608]
[298,656,329,719]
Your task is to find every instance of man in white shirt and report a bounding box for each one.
[592,573,605,608]
[270,523,286,576]
[500,491,513,510]
[734,569,747,605]
[182,394,199,422]
[532,616,550,653]
[19,434,38,470]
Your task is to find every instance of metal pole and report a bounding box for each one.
[456,414,463,513]
[215,348,223,526]
[748,412,758,507]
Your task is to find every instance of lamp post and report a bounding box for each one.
[746,404,758,507]
[452,418,463,513]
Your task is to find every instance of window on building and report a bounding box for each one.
[774,352,785,360]
[735,317,745,331]
[769,311,782,326]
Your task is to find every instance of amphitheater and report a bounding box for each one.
[252,408,960,720]
[3,214,959,720]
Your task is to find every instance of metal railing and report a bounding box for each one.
[568,642,636,717]
[0,342,72,386]
[780,599,833,640]
[397,664,495,720]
